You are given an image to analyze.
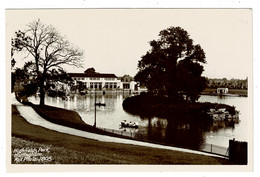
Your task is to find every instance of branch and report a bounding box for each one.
[46,53,84,70]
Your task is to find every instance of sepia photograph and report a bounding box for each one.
[5,8,253,172]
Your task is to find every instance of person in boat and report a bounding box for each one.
[121,120,127,126]
[133,122,138,127]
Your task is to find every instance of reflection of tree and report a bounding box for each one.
[147,116,152,139]
[123,94,240,150]
[165,121,204,150]
[139,111,213,150]
[210,119,238,132]
[139,116,162,142]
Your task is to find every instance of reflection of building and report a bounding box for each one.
[216,88,228,94]
[69,68,121,90]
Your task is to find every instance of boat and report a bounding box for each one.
[120,120,138,128]
[95,102,106,106]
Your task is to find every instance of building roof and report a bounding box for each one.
[118,75,134,82]
[69,73,117,78]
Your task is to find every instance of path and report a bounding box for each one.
[11,93,224,158]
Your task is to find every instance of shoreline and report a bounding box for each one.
[201,88,248,97]
[11,96,232,164]
[201,92,247,97]
[13,92,239,158]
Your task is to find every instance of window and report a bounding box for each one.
[105,78,115,81]
[123,83,130,89]
[90,82,94,88]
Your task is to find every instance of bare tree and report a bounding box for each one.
[12,19,84,105]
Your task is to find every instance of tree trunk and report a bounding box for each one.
[35,52,40,76]
[39,79,45,106]
[39,69,46,106]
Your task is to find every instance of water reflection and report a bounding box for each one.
[29,93,247,150]
[135,111,210,150]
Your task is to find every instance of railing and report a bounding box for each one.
[97,127,140,138]
[201,143,229,157]
[97,127,229,157]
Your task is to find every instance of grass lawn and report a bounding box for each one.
[11,105,232,164]
[32,104,133,138]
[32,104,96,132]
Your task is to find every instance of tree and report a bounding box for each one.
[45,68,73,92]
[84,67,96,73]
[12,61,37,95]
[135,26,207,103]
[11,19,84,105]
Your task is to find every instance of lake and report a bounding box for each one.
[29,93,251,150]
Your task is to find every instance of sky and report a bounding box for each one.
[6,9,252,79]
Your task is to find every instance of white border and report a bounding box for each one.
[1,0,259,176]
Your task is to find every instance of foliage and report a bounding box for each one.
[11,19,84,105]
[135,26,207,102]
[12,62,73,97]
[11,61,38,96]
[206,77,248,90]
[45,68,73,90]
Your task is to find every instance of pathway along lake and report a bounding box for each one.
[29,93,251,150]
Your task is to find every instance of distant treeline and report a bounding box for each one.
[206,78,248,90]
